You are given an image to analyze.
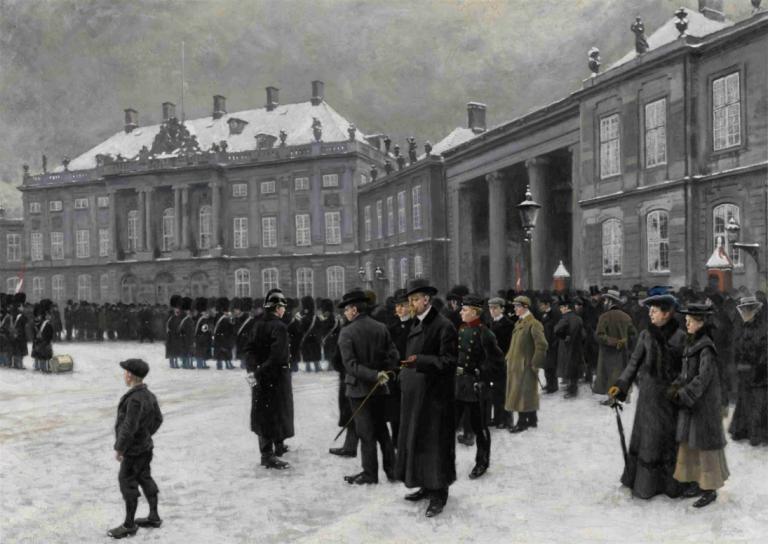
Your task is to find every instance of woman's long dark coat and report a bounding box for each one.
[395,307,457,490]
[729,312,768,445]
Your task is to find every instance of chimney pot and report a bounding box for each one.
[266,87,279,111]
[213,95,227,119]
[162,101,176,121]
[311,80,324,106]
[124,108,138,133]
[467,102,487,134]
[699,0,725,21]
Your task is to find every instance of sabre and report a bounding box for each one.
[333,371,394,442]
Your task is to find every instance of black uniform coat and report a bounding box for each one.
[165,311,183,358]
[299,312,322,362]
[455,320,504,402]
[554,312,585,380]
[234,313,256,360]
[194,315,212,359]
[212,313,234,360]
[11,312,28,357]
[672,332,726,451]
[539,308,560,372]
[243,313,295,441]
[31,318,54,360]
[395,306,458,490]
[338,314,399,398]
[114,384,163,456]
[178,313,195,358]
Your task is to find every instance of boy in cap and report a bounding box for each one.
[108,359,163,539]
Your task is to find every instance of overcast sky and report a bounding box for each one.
[0,0,754,213]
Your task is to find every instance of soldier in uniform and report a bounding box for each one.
[298,296,322,372]
[243,290,293,469]
[0,294,10,367]
[213,297,235,370]
[138,304,154,343]
[64,300,74,341]
[488,297,514,428]
[233,298,256,369]
[164,295,182,369]
[194,298,212,370]
[455,295,504,479]
[178,297,194,369]
[31,299,54,372]
[10,293,28,369]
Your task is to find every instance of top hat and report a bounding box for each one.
[337,289,370,309]
[406,279,438,298]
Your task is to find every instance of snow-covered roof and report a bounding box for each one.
[610,11,732,70]
[426,127,478,158]
[706,241,733,269]
[58,101,369,172]
[553,260,571,278]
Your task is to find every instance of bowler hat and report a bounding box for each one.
[512,295,531,308]
[337,289,370,309]
[405,278,438,298]
[392,289,409,304]
[460,294,484,309]
[120,358,149,378]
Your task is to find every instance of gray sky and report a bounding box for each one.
[0,0,754,213]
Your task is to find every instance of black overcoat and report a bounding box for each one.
[338,314,399,398]
[554,312,585,380]
[114,384,163,456]
[11,312,28,357]
[212,314,234,360]
[31,319,54,360]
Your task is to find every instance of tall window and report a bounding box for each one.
[32,277,44,300]
[77,274,92,301]
[235,268,251,297]
[127,210,139,252]
[397,191,407,233]
[121,275,138,303]
[76,230,90,259]
[602,219,623,276]
[360,173,369,186]
[52,275,65,300]
[97,196,110,208]
[414,254,424,278]
[99,229,111,257]
[262,217,277,248]
[600,114,621,178]
[100,273,110,301]
[645,98,667,167]
[260,180,276,194]
[294,177,310,191]
[364,205,372,242]
[51,232,64,260]
[262,268,279,293]
[31,231,43,261]
[49,200,63,212]
[713,72,741,151]
[387,258,396,295]
[189,272,208,298]
[713,204,742,266]
[322,173,339,188]
[365,261,373,284]
[296,267,314,297]
[412,185,423,230]
[6,234,20,261]
[387,196,395,237]
[399,257,408,289]
[232,183,248,197]
[162,208,175,251]
[6,276,20,294]
[647,210,670,273]
[325,211,341,245]
[376,200,383,239]
[199,205,212,250]
[295,214,311,246]
[327,266,345,299]
[233,217,248,249]
[74,197,89,209]
[29,202,41,214]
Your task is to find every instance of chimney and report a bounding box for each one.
[213,95,227,119]
[467,102,487,134]
[162,102,176,121]
[699,0,725,21]
[124,108,138,133]
[311,80,324,106]
[266,87,279,111]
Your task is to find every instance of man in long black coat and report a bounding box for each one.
[243,289,294,469]
[554,296,585,398]
[488,297,513,428]
[164,295,182,369]
[396,279,458,518]
[10,293,28,369]
[213,297,235,370]
[387,289,412,444]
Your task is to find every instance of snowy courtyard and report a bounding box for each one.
[1,341,767,544]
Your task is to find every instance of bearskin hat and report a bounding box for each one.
[169,294,182,309]
[181,297,193,312]
[216,297,229,313]
[300,295,315,313]
[14,292,26,306]
[195,297,208,313]
[231,297,242,311]
[241,298,253,312]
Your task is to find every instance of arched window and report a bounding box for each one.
[399,257,409,289]
[162,208,175,252]
[127,210,139,252]
[100,273,110,302]
[121,275,137,303]
[262,268,279,294]
[155,273,174,304]
[32,277,44,300]
[77,274,92,301]
[235,268,251,297]
[52,275,65,301]
[647,210,670,273]
[387,258,395,295]
[414,254,424,279]
[296,267,314,297]
[326,266,345,299]
[713,204,742,267]
[5,276,20,294]
[199,205,212,250]
[602,219,622,276]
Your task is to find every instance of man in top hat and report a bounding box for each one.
[243,289,294,469]
[165,295,182,369]
[455,294,504,479]
[554,296,585,398]
[193,298,212,370]
[395,279,458,518]
[488,296,514,428]
[505,295,548,433]
[213,297,235,370]
[9,293,28,370]
[443,286,467,329]
[337,289,400,485]
[107,358,163,539]
[593,289,637,404]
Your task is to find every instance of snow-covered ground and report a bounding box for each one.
[1,342,767,544]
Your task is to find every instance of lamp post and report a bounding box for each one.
[357,266,367,285]
[726,217,762,272]
[517,184,542,290]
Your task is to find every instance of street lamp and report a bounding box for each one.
[517,184,542,290]
[726,216,762,272]
[357,266,367,282]
[725,217,741,244]
[374,266,387,281]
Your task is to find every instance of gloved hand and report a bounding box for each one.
[608,386,620,399]
[616,339,625,350]
[377,371,390,385]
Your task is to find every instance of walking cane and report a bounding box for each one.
[333,371,393,442]
[611,400,628,465]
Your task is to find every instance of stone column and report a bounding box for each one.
[173,186,182,250]
[486,171,507,296]
[108,189,118,258]
[525,156,550,290]
[457,184,475,288]
[181,185,190,250]
[144,187,154,253]
[137,189,146,252]
[211,179,222,250]
[568,144,582,289]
